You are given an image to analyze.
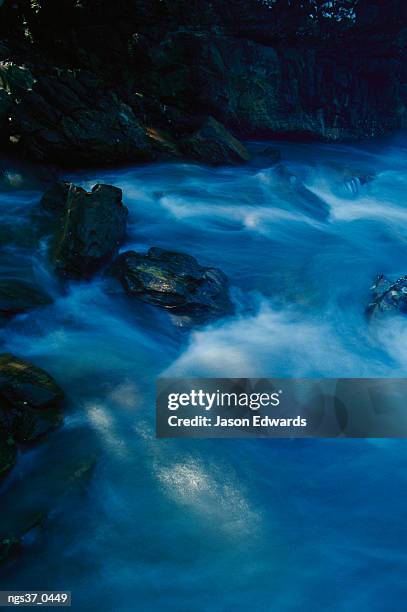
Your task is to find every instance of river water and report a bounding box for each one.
[1,136,407,610]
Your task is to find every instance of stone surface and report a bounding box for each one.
[0,2,406,165]
[182,117,250,165]
[0,430,17,479]
[0,279,52,317]
[0,536,20,564]
[53,183,128,279]
[113,247,233,323]
[40,181,71,213]
[0,63,155,165]
[0,354,64,443]
[367,274,407,317]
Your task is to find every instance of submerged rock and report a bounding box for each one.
[261,147,282,165]
[51,183,128,279]
[367,274,407,317]
[0,279,52,317]
[0,427,98,565]
[0,429,17,479]
[113,247,233,324]
[0,536,20,564]
[0,354,64,443]
[182,117,250,165]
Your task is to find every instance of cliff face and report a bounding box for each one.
[0,0,406,166]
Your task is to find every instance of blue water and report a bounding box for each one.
[1,137,407,610]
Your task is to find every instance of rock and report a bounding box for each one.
[2,65,156,165]
[40,181,71,213]
[0,279,52,317]
[367,274,407,317]
[0,429,17,479]
[0,427,98,565]
[53,183,128,279]
[0,536,20,564]
[181,117,250,165]
[113,247,233,323]
[261,147,282,164]
[0,354,64,443]
[0,88,11,145]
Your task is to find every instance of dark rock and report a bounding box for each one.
[0,429,17,479]
[1,64,156,165]
[113,247,233,323]
[0,88,11,145]
[0,279,52,317]
[0,2,406,166]
[261,147,282,164]
[182,117,250,165]
[0,426,98,565]
[40,181,71,213]
[367,274,407,317]
[54,183,128,279]
[0,536,21,564]
[0,354,64,443]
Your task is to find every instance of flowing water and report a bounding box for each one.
[1,136,407,610]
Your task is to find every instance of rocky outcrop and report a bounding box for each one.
[0,2,405,166]
[0,279,52,317]
[0,354,64,444]
[0,63,156,165]
[43,183,128,279]
[182,117,250,165]
[367,274,407,317]
[113,247,233,324]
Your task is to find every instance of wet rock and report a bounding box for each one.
[261,147,282,164]
[0,536,21,564]
[0,279,52,317]
[0,88,11,145]
[40,181,71,213]
[113,247,233,324]
[0,354,64,443]
[53,183,128,279]
[181,117,250,165]
[367,274,407,317]
[0,427,98,564]
[2,65,155,165]
[0,429,17,479]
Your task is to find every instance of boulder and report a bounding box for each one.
[367,274,407,317]
[0,279,52,317]
[182,117,250,165]
[113,247,233,323]
[0,354,64,443]
[52,183,128,279]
